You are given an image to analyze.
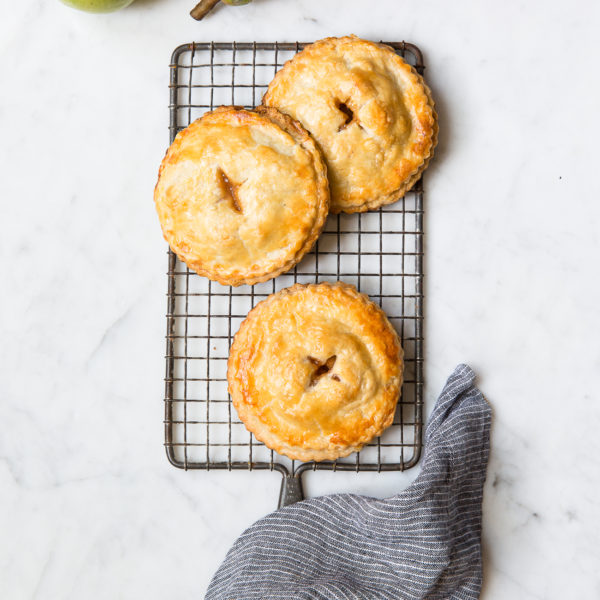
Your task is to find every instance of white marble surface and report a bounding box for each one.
[2,1,600,598]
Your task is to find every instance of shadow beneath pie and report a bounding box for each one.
[422,75,450,180]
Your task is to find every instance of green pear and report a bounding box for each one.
[221,0,252,5]
[60,0,134,13]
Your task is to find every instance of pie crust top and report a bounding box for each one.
[263,36,438,213]
[228,282,403,461]
[154,106,329,286]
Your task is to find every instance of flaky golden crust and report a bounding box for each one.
[263,36,438,213]
[154,106,329,286]
[228,282,403,461]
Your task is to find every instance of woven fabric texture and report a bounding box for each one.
[207,364,491,600]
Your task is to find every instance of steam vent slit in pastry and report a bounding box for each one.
[154,106,329,286]
[263,35,438,213]
[227,282,404,461]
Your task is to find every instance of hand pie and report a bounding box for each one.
[154,106,329,286]
[263,35,438,213]
[228,282,403,461]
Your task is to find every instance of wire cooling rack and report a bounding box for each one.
[164,41,425,507]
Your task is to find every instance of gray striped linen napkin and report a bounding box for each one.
[206,364,491,600]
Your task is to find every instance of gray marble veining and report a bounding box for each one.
[1,1,600,598]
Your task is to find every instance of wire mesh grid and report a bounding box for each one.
[164,41,425,490]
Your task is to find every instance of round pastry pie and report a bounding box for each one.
[154,106,329,286]
[228,282,403,461]
[263,36,438,214]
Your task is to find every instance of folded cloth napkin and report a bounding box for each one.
[206,364,491,600]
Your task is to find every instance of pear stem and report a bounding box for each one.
[190,0,221,20]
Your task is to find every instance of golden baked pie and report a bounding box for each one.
[228,282,403,461]
[154,106,329,286]
[263,35,438,213]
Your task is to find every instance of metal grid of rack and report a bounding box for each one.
[164,41,425,506]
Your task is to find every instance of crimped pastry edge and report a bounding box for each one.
[339,66,439,214]
[262,35,438,214]
[154,105,330,286]
[227,282,404,462]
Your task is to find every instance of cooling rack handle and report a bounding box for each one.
[278,474,304,508]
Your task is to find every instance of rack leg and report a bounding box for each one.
[278,474,304,508]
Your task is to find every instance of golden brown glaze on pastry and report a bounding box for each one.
[228,282,403,461]
[154,106,329,286]
[263,36,438,213]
